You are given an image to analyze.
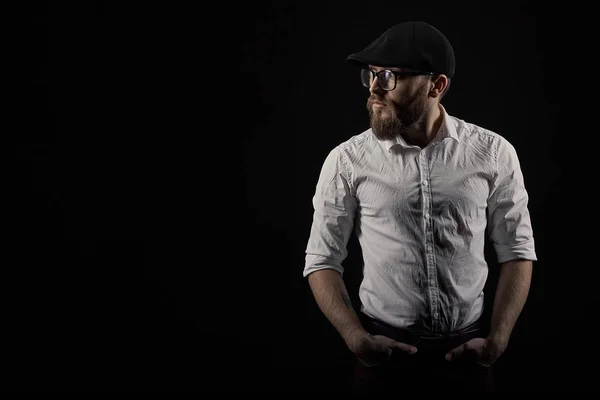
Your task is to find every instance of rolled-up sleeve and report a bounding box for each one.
[303,147,358,278]
[487,138,537,263]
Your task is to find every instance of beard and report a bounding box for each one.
[367,85,429,141]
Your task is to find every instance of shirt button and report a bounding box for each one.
[424,213,429,219]
[430,280,435,286]
[422,180,428,186]
[433,312,439,318]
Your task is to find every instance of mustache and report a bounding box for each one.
[368,96,390,106]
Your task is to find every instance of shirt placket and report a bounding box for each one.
[419,148,440,332]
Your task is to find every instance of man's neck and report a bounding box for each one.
[401,104,443,148]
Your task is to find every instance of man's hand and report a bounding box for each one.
[346,331,417,367]
[445,337,507,367]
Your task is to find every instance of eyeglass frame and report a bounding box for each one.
[361,68,436,91]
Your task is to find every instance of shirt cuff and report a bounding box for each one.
[493,238,538,264]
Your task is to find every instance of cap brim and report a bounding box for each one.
[346,52,403,68]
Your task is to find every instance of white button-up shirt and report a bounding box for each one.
[303,105,537,333]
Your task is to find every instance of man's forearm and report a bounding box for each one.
[488,259,533,346]
[307,269,367,346]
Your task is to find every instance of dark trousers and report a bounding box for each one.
[351,313,495,393]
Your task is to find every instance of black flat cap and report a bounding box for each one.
[346,21,455,78]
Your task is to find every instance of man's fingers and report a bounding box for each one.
[391,341,417,354]
[445,344,465,361]
[358,346,392,367]
[373,335,417,354]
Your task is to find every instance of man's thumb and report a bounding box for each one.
[392,341,417,354]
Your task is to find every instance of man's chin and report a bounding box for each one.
[371,112,391,125]
[371,118,402,140]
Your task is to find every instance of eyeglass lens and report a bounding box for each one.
[360,69,395,90]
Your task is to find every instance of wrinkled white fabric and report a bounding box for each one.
[304,105,537,333]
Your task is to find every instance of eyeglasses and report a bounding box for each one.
[360,68,435,91]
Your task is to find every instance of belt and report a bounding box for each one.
[360,313,485,355]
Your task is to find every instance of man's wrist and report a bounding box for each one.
[487,330,509,350]
[343,327,369,351]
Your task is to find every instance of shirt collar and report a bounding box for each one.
[379,104,459,152]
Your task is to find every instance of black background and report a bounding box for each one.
[13,0,596,392]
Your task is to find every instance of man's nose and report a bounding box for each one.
[369,76,385,95]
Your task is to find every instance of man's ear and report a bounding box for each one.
[430,75,449,98]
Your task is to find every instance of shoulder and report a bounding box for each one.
[449,114,515,152]
[449,114,523,175]
[453,116,497,142]
[329,129,377,163]
[335,129,373,152]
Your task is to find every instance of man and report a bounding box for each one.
[303,21,536,392]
